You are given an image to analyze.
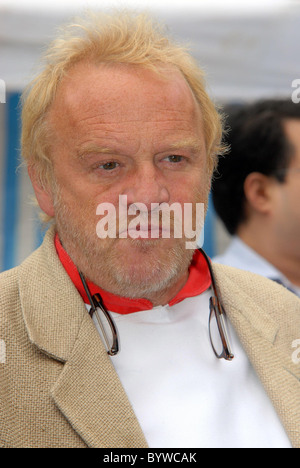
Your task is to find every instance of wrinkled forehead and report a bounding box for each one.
[48,61,203,124]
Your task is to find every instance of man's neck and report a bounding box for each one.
[145,270,190,307]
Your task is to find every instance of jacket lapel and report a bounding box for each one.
[50,312,148,448]
[18,227,147,448]
[213,263,300,448]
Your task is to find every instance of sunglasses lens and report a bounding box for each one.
[209,298,234,361]
[209,303,224,358]
[93,307,119,355]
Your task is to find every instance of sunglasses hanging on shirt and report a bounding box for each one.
[199,248,234,361]
[78,249,234,361]
[79,272,120,356]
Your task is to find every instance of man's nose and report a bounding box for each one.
[121,163,170,211]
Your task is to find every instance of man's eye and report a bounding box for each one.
[100,161,119,171]
[165,155,184,163]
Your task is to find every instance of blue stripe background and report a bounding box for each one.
[203,195,216,259]
[2,92,21,271]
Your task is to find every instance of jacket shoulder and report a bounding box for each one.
[212,261,298,297]
[212,262,300,328]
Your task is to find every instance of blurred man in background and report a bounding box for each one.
[212,100,300,297]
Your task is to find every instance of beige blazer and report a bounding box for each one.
[0,228,299,448]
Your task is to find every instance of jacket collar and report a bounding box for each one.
[212,262,280,344]
[18,226,84,362]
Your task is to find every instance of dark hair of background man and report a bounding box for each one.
[212,99,300,235]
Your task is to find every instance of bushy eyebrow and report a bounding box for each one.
[168,138,203,153]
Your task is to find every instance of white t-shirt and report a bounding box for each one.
[90,289,292,448]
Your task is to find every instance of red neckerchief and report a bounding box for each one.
[54,233,212,314]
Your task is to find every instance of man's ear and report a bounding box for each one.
[243,172,275,215]
[28,165,55,218]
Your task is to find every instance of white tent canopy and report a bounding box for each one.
[1,0,300,102]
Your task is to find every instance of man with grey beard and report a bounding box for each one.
[0,11,299,448]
